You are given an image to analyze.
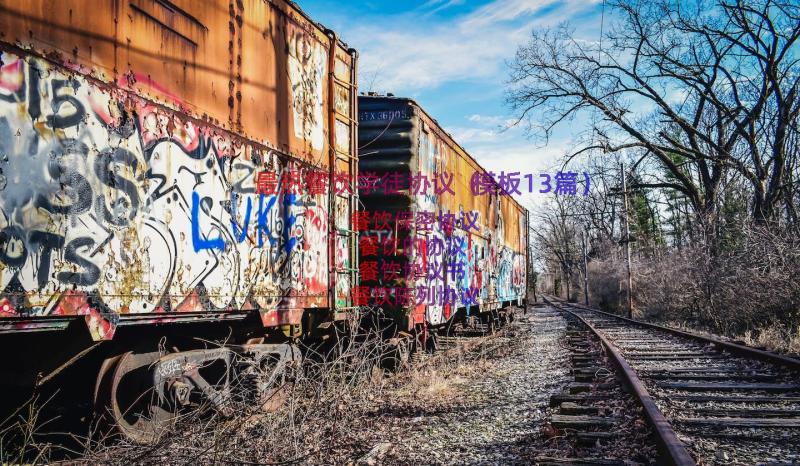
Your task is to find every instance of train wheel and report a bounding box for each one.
[95,351,179,444]
[249,355,294,413]
[425,331,439,353]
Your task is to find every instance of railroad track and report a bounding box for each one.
[545,297,800,466]
[535,304,660,465]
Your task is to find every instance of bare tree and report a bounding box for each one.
[508,0,800,225]
[530,195,585,301]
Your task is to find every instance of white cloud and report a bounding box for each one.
[664,86,689,106]
[460,0,559,29]
[468,138,578,210]
[420,0,461,8]
[353,25,514,91]
[420,0,466,15]
[465,113,519,129]
[351,0,599,93]
[466,114,500,124]
[449,126,498,144]
[471,139,573,174]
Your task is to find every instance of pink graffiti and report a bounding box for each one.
[117,72,187,107]
[0,56,23,94]
[306,206,327,232]
[0,298,16,317]
[512,256,525,288]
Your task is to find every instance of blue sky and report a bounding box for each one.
[298,0,606,209]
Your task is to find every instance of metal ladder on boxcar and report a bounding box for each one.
[327,35,360,318]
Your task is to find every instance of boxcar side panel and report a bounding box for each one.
[0,1,356,339]
[415,107,528,310]
[0,0,341,167]
[358,96,528,330]
[498,196,527,301]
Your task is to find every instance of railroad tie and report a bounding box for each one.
[550,414,618,429]
[657,381,800,392]
[559,402,600,415]
[549,393,614,407]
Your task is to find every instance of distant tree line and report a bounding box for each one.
[510,0,800,352]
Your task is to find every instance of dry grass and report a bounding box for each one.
[741,324,800,355]
[0,396,56,465]
[405,370,463,399]
[0,316,510,465]
[579,225,800,356]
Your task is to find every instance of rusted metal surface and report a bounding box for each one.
[546,298,697,466]
[0,1,356,339]
[0,0,352,165]
[358,96,528,329]
[92,340,299,443]
[414,104,528,314]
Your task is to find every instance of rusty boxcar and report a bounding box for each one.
[358,95,528,344]
[0,0,357,441]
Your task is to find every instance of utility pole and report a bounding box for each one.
[582,231,589,306]
[620,162,634,318]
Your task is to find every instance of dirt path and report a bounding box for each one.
[369,306,571,465]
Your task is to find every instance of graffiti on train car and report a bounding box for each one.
[0,52,332,337]
[288,23,327,152]
[358,208,527,317]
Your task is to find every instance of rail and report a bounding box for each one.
[543,296,696,466]
[557,299,800,370]
[544,296,800,466]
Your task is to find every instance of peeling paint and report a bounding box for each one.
[0,50,336,336]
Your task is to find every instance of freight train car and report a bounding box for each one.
[357,95,528,346]
[0,0,357,442]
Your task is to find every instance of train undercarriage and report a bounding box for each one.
[0,302,523,449]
